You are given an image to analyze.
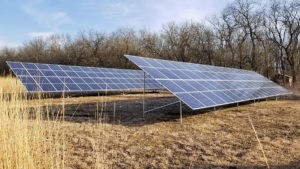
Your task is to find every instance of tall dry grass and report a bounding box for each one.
[0,76,25,93]
[0,76,65,168]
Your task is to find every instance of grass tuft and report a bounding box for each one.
[0,76,65,168]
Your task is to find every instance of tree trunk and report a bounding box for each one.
[292,68,297,85]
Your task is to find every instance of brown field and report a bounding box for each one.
[0,77,299,169]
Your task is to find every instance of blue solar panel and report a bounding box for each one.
[125,55,292,110]
[6,61,163,92]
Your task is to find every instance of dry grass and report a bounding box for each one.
[1,76,299,168]
[56,99,299,169]
[0,76,25,93]
[0,77,65,168]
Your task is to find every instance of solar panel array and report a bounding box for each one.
[125,55,291,110]
[6,61,162,92]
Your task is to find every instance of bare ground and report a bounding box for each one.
[35,93,299,169]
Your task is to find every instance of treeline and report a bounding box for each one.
[0,0,299,85]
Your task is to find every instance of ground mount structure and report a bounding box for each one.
[125,55,291,111]
[7,55,291,113]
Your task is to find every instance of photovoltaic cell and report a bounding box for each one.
[6,61,163,92]
[125,55,292,110]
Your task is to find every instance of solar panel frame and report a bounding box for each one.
[125,55,292,110]
[7,61,163,93]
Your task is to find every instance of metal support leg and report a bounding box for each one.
[113,101,116,121]
[276,96,278,101]
[180,101,182,125]
[143,72,145,118]
[105,84,107,114]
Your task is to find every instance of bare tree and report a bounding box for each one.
[229,0,264,70]
[139,29,163,58]
[265,0,300,84]
[210,9,238,67]
[161,22,216,64]
[20,38,47,62]
[0,0,298,82]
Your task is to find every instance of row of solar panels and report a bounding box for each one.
[7,61,163,92]
[7,55,291,110]
[125,55,291,110]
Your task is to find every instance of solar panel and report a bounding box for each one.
[125,55,292,110]
[6,61,163,92]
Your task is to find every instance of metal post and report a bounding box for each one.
[143,72,145,118]
[214,107,216,111]
[62,77,65,120]
[105,83,108,96]
[113,101,116,121]
[276,96,278,101]
[96,92,99,120]
[180,101,182,125]
[105,83,107,114]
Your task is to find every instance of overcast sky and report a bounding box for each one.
[0,0,234,48]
